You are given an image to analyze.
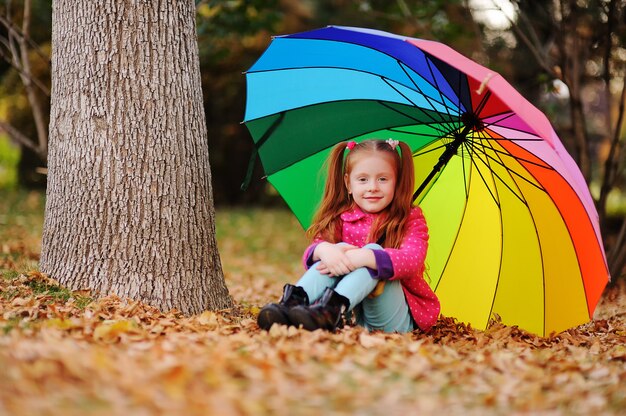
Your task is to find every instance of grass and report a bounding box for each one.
[23,277,95,307]
[0,188,45,274]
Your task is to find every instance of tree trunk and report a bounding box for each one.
[41,0,232,314]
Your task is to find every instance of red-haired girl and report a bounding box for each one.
[257,139,440,333]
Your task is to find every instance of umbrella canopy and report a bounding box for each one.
[243,26,609,336]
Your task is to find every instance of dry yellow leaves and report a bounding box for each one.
[1,271,625,415]
[93,319,144,342]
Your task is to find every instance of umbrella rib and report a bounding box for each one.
[480,111,546,140]
[486,137,607,323]
[461,142,469,199]
[249,63,464,132]
[379,79,456,137]
[412,142,450,157]
[479,136,532,206]
[388,127,455,141]
[474,134,506,332]
[480,110,516,129]
[263,119,452,176]
[481,137,549,336]
[397,61,459,128]
[475,137,553,171]
[388,124,461,146]
[465,139,546,194]
[473,142,552,169]
[465,142,501,208]
[470,133,548,331]
[475,136,543,142]
[247,64,431,89]
[424,55,463,132]
[376,100,454,138]
[465,140,527,204]
[432,162,472,292]
[473,90,492,119]
[451,60,463,132]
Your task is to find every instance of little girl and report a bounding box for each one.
[257,139,440,333]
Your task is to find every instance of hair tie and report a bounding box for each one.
[386,139,399,148]
[346,141,357,151]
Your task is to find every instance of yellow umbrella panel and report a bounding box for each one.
[418,134,603,336]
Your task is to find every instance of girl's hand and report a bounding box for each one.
[314,243,357,277]
[345,248,377,270]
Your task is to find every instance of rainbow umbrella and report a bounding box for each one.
[243,26,610,336]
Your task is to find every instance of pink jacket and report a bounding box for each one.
[303,206,440,331]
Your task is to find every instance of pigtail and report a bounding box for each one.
[396,141,415,208]
[306,142,352,242]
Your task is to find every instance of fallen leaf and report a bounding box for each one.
[359,333,385,348]
[195,311,219,329]
[93,319,142,342]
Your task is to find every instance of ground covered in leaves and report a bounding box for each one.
[1,191,625,415]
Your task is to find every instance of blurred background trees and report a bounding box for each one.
[0,0,50,188]
[0,0,624,277]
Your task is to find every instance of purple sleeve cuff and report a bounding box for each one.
[303,243,321,269]
[370,249,394,279]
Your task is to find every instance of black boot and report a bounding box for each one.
[287,287,350,332]
[257,284,309,330]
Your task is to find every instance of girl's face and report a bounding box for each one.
[344,152,397,214]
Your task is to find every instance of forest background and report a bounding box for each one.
[1,0,624,279]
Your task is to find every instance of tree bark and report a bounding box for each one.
[41,0,232,314]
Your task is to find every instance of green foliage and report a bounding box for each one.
[316,0,475,45]
[0,134,19,188]
[592,183,626,216]
[196,0,281,64]
[197,0,281,38]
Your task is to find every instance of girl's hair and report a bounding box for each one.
[306,139,415,248]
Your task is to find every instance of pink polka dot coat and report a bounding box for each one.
[303,206,441,331]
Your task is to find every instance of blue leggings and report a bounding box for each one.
[295,243,414,333]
